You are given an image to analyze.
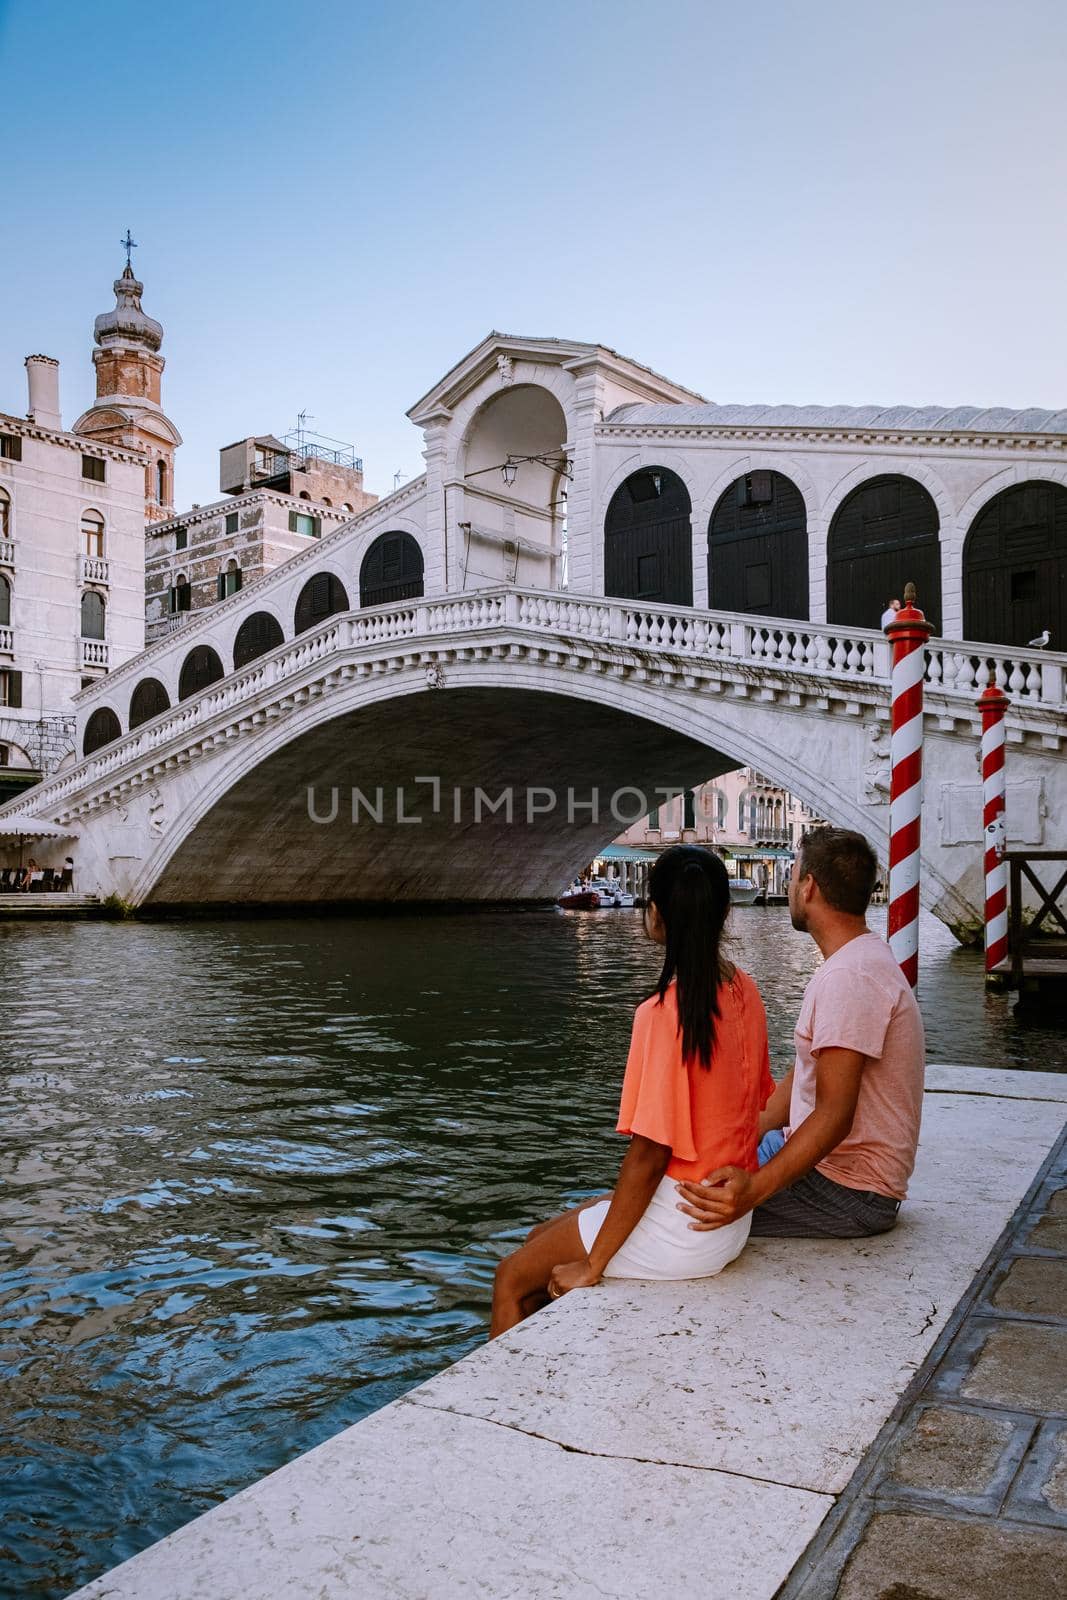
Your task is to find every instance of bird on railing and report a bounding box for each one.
[1028,629,1051,648]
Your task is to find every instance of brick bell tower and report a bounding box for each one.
[73,233,182,522]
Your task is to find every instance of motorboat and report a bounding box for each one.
[728,877,760,906]
[558,884,601,910]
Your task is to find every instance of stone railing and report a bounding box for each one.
[0,538,14,567]
[0,625,12,654]
[81,555,110,584]
[3,587,1064,824]
[81,639,109,669]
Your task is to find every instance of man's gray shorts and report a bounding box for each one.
[750,1129,901,1239]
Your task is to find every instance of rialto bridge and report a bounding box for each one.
[1,333,1065,934]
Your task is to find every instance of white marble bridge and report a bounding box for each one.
[0,580,1063,936]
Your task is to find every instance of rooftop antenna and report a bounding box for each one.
[393,468,404,490]
[292,409,315,458]
[120,229,138,270]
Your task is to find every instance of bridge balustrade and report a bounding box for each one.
[2,587,1064,831]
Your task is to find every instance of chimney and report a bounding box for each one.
[25,355,62,431]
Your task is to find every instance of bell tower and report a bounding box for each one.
[73,234,182,523]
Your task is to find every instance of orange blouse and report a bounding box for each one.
[616,968,774,1181]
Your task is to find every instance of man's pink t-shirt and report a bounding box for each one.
[786,931,926,1200]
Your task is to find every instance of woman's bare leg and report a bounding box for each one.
[523,1192,610,1245]
[490,1208,589,1338]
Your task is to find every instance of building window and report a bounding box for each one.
[648,806,661,830]
[741,471,774,508]
[0,669,21,708]
[156,459,167,504]
[82,455,106,483]
[289,510,321,539]
[81,509,105,557]
[0,488,9,538]
[217,562,242,600]
[0,434,22,461]
[0,743,7,766]
[175,526,188,551]
[225,512,239,535]
[683,790,696,830]
[169,576,192,614]
[0,573,10,626]
[81,590,106,640]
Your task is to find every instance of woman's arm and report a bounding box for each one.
[548,1134,671,1296]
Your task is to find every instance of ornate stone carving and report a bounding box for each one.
[147,787,166,836]
[496,354,514,385]
[861,723,892,804]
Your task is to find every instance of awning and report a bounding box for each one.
[725,845,795,860]
[595,845,663,864]
[0,817,77,840]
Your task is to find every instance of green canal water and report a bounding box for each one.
[1,906,1065,1598]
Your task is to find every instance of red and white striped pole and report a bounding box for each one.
[978,680,1010,975]
[885,583,934,988]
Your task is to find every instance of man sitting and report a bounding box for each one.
[676,828,925,1239]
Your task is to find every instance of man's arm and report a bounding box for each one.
[675,1048,864,1230]
[759,1067,794,1137]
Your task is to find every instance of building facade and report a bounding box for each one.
[145,433,377,643]
[0,356,147,792]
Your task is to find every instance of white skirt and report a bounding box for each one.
[577,1175,752,1280]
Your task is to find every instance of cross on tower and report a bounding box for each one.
[120,229,138,269]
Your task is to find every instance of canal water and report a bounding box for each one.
[1,906,1065,1599]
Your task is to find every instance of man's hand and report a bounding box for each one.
[675,1166,757,1230]
[547,1259,602,1298]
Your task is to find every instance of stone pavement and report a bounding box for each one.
[780,1113,1067,1599]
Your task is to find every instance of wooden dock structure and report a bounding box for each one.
[990,850,1067,1009]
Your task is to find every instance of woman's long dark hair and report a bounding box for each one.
[647,845,731,1070]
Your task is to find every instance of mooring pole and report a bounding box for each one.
[885,582,934,987]
[978,680,1011,978]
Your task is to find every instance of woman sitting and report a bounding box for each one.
[490,844,773,1337]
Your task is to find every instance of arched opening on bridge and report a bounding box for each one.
[359,532,424,608]
[963,481,1067,647]
[294,572,349,635]
[708,471,808,618]
[461,385,569,589]
[178,645,225,701]
[827,476,941,633]
[234,611,285,669]
[129,677,171,729]
[83,706,121,756]
[604,467,693,606]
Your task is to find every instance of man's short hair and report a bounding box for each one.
[798,828,878,915]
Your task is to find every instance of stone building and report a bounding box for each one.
[71,254,182,524]
[144,432,376,643]
[0,354,148,794]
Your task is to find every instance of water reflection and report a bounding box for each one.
[0,907,1063,1597]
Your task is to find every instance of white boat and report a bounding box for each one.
[728,877,760,906]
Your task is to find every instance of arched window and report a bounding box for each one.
[0,488,10,539]
[359,531,424,608]
[604,467,692,605]
[233,611,285,669]
[169,573,191,615]
[216,558,242,601]
[321,497,332,507]
[963,481,1067,648]
[342,502,354,513]
[827,476,941,634]
[178,645,225,701]
[81,509,105,557]
[129,677,171,729]
[0,573,9,627]
[298,490,312,501]
[80,590,106,640]
[708,471,808,619]
[294,572,349,635]
[156,459,167,505]
[83,706,121,756]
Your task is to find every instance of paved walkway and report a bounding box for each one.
[780,1088,1067,1600]
[71,1067,1067,1600]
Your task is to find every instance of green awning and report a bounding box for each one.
[725,845,796,860]
[595,845,663,863]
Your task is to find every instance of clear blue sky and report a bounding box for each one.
[2,0,1065,506]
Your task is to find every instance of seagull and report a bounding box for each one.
[1028,629,1050,648]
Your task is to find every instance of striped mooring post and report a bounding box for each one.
[979,681,1011,975]
[885,583,934,987]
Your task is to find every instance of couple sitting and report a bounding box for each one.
[491,829,925,1337]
